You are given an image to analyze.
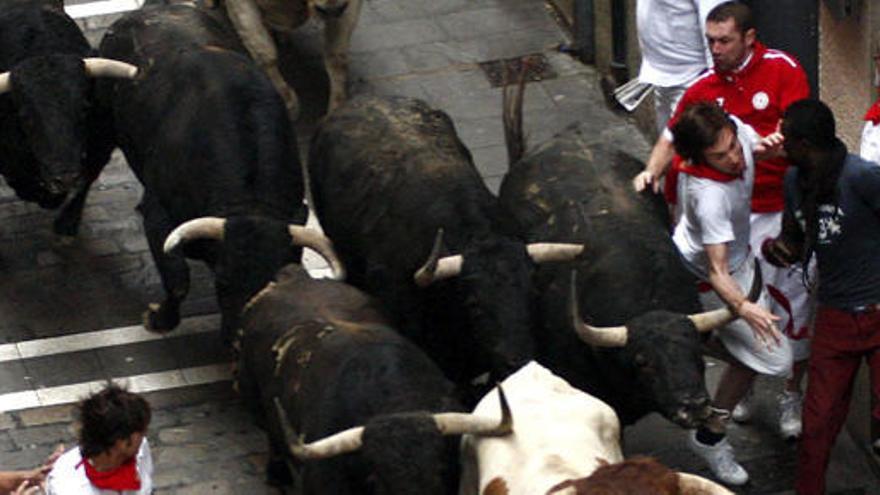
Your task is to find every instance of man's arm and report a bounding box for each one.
[633,133,676,193]
[0,445,64,494]
[705,243,782,348]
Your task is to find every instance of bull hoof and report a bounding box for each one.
[266,459,294,486]
[143,303,179,333]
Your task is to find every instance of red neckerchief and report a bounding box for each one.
[865,100,880,124]
[78,455,141,491]
[678,159,742,182]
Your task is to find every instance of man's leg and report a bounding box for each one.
[714,362,758,411]
[796,307,861,495]
[747,212,813,437]
[689,362,754,486]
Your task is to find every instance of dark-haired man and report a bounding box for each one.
[633,0,811,442]
[671,101,788,486]
[45,384,153,495]
[764,99,880,495]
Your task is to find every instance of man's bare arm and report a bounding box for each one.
[705,243,781,348]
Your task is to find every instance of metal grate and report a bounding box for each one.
[478,53,557,88]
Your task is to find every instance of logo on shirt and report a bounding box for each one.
[795,205,846,244]
[752,91,769,110]
[816,204,845,244]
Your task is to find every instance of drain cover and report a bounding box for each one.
[479,53,556,88]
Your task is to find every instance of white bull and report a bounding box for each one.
[216,0,361,118]
[459,362,734,495]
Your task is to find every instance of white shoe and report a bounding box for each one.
[688,431,749,486]
[778,390,803,440]
[732,389,754,423]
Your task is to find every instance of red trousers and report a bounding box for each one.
[796,305,880,494]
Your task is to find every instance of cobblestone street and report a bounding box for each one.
[1,0,880,493]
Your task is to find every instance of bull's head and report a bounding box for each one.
[567,263,763,428]
[0,56,136,207]
[273,386,511,494]
[163,215,344,341]
[414,229,584,380]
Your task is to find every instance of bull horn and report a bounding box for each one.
[163,217,226,253]
[677,472,735,494]
[432,384,513,437]
[83,58,139,79]
[569,270,628,347]
[274,397,364,460]
[689,260,763,333]
[526,243,584,263]
[0,72,10,95]
[272,386,513,462]
[288,225,346,281]
[413,228,463,287]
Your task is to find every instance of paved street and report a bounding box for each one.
[1,0,879,493]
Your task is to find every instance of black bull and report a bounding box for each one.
[0,0,136,235]
[95,4,341,341]
[309,95,582,388]
[237,265,510,494]
[498,119,757,428]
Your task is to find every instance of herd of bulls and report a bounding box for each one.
[1,0,759,493]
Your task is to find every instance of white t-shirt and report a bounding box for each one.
[860,120,880,166]
[45,439,153,495]
[673,117,760,279]
[636,0,727,87]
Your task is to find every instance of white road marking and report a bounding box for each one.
[0,314,219,364]
[64,0,145,19]
[0,363,232,413]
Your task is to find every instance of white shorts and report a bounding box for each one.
[699,254,793,377]
[750,212,815,361]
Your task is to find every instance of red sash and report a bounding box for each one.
[78,455,141,491]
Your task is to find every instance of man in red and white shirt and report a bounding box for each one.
[632,0,812,454]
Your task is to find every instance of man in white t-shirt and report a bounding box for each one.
[671,101,791,486]
[46,385,153,495]
[636,0,727,133]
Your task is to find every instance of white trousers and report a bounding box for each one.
[750,212,814,361]
[700,254,793,377]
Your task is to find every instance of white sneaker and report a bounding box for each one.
[732,388,754,423]
[688,430,749,486]
[778,390,803,440]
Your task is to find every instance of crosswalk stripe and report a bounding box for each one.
[0,363,232,413]
[64,0,145,19]
[0,314,219,364]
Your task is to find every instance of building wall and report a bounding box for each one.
[819,1,875,149]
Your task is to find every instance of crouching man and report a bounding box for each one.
[671,101,791,486]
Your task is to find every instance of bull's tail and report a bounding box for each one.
[502,62,528,167]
